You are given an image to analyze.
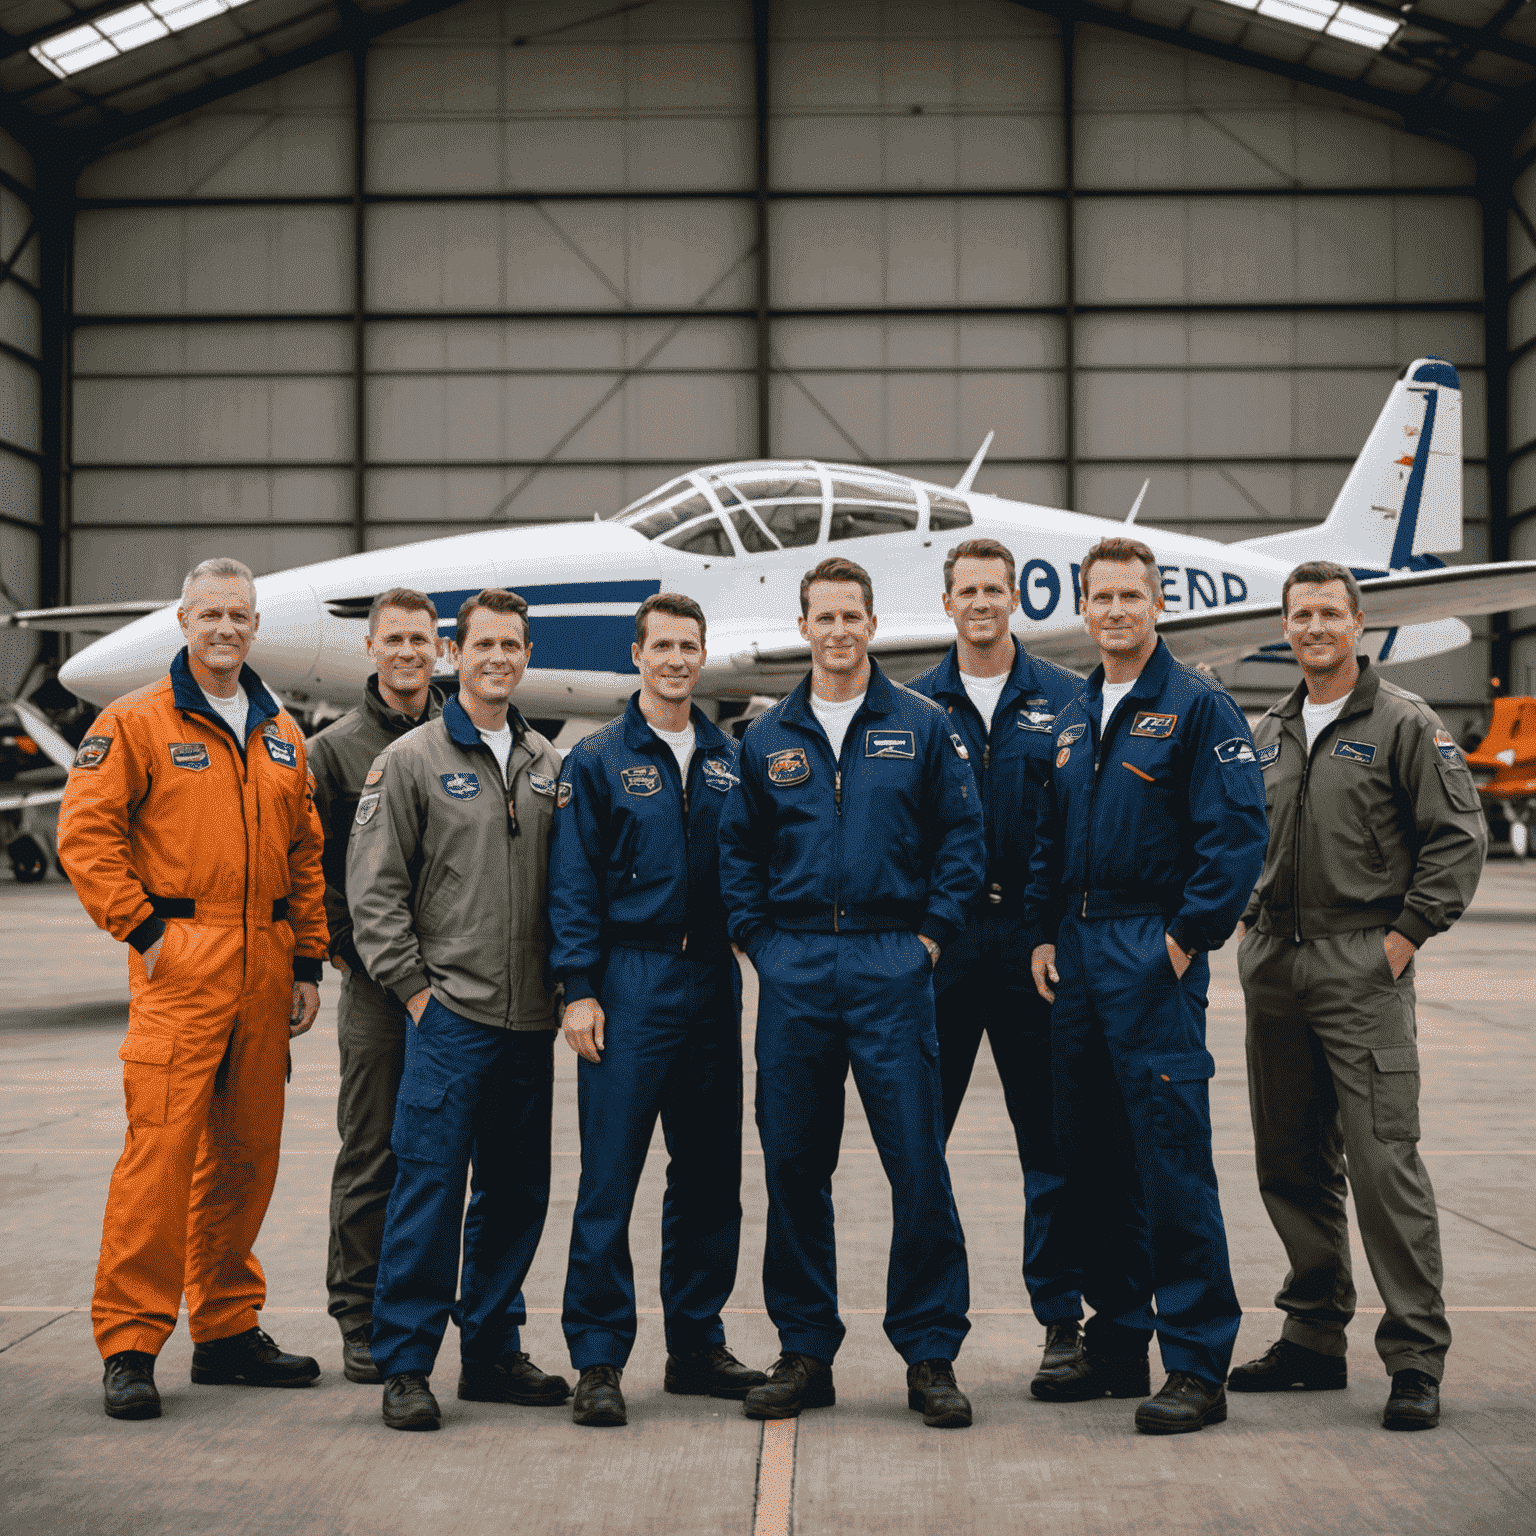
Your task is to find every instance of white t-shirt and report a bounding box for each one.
[1302,694,1349,752]
[959,670,1008,730]
[479,722,514,785]
[200,682,248,741]
[650,721,696,781]
[810,691,866,761]
[1100,679,1136,735]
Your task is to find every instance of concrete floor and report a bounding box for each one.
[2,863,1533,1535]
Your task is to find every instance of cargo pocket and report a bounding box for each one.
[1150,1050,1216,1148]
[1369,1045,1421,1142]
[391,1077,449,1165]
[119,1035,174,1127]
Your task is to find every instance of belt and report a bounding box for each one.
[1076,891,1179,921]
[149,894,290,923]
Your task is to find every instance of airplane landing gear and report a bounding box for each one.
[1511,819,1530,861]
[8,834,48,883]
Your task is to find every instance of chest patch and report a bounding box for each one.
[866,729,916,760]
[1129,711,1178,739]
[527,771,558,798]
[263,734,298,769]
[74,735,112,769]
[1332,739,1377,766]
[766,746,810,786]
[1256,742,1280,768]
[441,772,482,800]
[1433,729,1460,764]
[1017,707,1055,733]
[1056,746,1071,769]
[1056,723,1086,748]
[169,741,211,772]
[621,765,662,797]
[355,793,380,826]
[703,757,738,783]
[1213,736,1257,766]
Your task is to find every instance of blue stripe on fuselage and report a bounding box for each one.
[1389,387,1437,570]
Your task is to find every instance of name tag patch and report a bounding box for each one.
[1433,729,1460,763]
[169,741,211,772]
[1130,711,1178,739]
[1332,739,1377,766]
[1214,737,1257,766]
[355,793,380,826]
[1018,707,1055,733]
[1256,742,1280,768]
[621,765,661,797]
[1057,724,1086,747]
[866,729,916,760]
[263,735,298,768]
[441,772,482,799]
[74,735,112,769]
[766,747,810,786]
[527,772,558,798]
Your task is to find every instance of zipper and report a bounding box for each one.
[1293,725,1320,945]
[1081,718,1105,920]
[680,748,692,952]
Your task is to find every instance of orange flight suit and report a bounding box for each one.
[58,648,327,1358]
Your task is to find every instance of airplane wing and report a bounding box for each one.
[703,623,959,695]
[1028,561,1536,672]
[1,600,173,634]
[0,785,65,813]
[13,700,82,774]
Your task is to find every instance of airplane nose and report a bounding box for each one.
[59,605,183,706]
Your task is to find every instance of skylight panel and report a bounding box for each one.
[31,0,257,79]
[1222,0,1403,51]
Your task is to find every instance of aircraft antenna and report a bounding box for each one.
[1124,478,1151,525]
[954,431,994,494]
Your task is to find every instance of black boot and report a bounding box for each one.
[906,1359,972,1428]
[190,1326,320,1387]
[742,1353,836,1421]
[459,1352,571,1405]
[1228,1338,1346,1393]
[382,1371,441,1431]
[665,1344,769,1400]
[1036,1320,1083,1379]
[1030,1348,1150,1402]
[572,1365,627,1427]
[103,1351,161,1420]
[341,1324,380,1385]
[1383,1369,1440,1430]
[1134,1372,1228,1434]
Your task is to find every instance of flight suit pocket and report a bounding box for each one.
[1369,1045,1421,1142]
[392,1076,449,1164]
[1149,1050,1216,1148]
[119,1035,174,1127]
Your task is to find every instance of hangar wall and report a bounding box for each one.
[1511,115,1536,701]
[64,0,1496,708]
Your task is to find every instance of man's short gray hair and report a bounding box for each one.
[180,557,257,611]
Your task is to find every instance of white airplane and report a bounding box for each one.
[12,357,1536,723]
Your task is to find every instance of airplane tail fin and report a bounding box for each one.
[1237,358,1462,572]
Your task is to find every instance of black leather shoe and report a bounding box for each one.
[1135,1371,1228,1434]
[1038,1320,1083,1377]
[341,1324,380,1385]
[103,1351,161,1420]
[382,1371,441,1431]
[906,1359,972,1428]
[665,1344,769,1400]
[742,1353,836,1420]
[572,1365,627,1427]
[459,1352,571,1405]
[1383,1368,1440,1430]
[1228,1338,1346,1393]
[190,1326,320,1387]
[1030,1348,1150,1402]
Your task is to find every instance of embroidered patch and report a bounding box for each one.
[364,766,384,788]
[1017,707,1056,733]
[263,734,298,768]
[620,765,661,797]
[1433,728,1460,764]
[866,728,916,760]
[440,772,482,799]
[1056,724,1086,747]
[355,793,380,826]
[1056,746,1071,769]
[1214,737,1257,766]
[766,746,810,786]
[1129,711,1178,739]
[1332,739,1377,766]
[1256,742,1280,768]
[73,735,112,769]
[527,772,558,798]
[704,757,739,783]
[557,781,573,809]
[169,741,211,772]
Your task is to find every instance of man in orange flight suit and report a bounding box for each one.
[58,556,329,1421]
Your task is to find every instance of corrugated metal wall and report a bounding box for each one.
[1510,115,1536,700]
[64,0,1498,706]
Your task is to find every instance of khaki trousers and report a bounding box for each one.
[1239,925,1450,1380]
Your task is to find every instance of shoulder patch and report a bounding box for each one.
[1214,736,1257,766]
[73,735,113,770]
[354,792,380,826]
[1256,742,1280,768]
[169,741,211,772]
[263,734,298,768]
[1129,711,1178,739]
[1057,723,1086,747]
[440,771,482,799]
[557,780,573,808]
[766,746,810,786]
[1055,746,1072,769]
[1332,739,1377,766]
[527,771,558,798]
[364,765,384,788]
[867,728,917,760]
[620,764,662,797]
[1432,728,1460,764]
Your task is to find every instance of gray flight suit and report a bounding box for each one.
[1238,658,1486,1381]
[308,675,443,1333]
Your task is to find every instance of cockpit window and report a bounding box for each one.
[828,503,920,541]
[722,475,823,503]
[729,507,779,553]
[760,502,823,549]
[927,493,973,531]
[615,474,693,521]
[630,493,713,540]
[828,477,916,506]
[662,515,735,558]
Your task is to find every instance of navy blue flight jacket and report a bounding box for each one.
[549,694,741,1004]
[717,658,985,957]
[1022,638,1268,957]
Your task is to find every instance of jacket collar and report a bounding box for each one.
[1082,635,1174,712]
[443,690,528,750]
[364,673,444,737]
[929,639,1039,715]
[621,692,731,755]
[1273,655,1380,722]
[169,647,279,741]
[780,656,897,730]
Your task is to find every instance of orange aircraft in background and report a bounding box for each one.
[1465,696,1536,859]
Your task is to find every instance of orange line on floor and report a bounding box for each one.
[753,1418,796,1536]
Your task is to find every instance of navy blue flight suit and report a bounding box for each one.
[718,659,985,1366]
[1023,638,1267,1386]
[907,641,1086,1327]
[549,696,745,1371]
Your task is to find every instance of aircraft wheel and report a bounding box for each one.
[9,836,47,883]
[1511,821,1530,860]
